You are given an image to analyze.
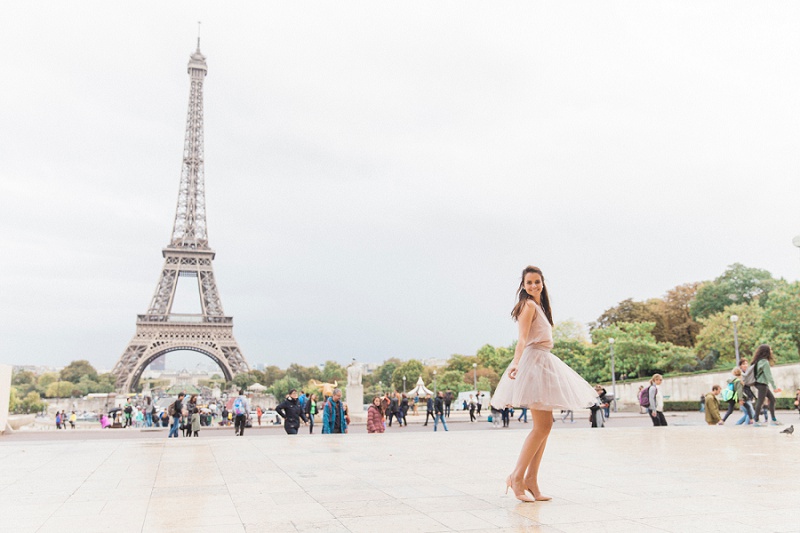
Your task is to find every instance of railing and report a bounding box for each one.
[137,314,233,324]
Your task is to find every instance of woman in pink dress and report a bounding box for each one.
[491,266,597,502]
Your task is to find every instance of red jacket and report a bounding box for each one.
[367,404,384,433]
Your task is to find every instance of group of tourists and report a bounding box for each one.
[703,345,800,426]
[54,410,75,429]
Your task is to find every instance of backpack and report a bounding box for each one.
[233,397,246,416]
[168,401,177,417]
[639,385,652,408]
[743,363,757,386]
[721,382,736,402]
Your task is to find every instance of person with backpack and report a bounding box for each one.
[387,392,399,427]
[233,389,250,436]
[646,374,667,426]
[735,358,756,425]
[322,388,348,434]
[720,367,743,423]
[704,385,722,425]
[750,344,782,426]
[168,392,185,438]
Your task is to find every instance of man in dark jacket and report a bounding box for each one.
[424,394,435,426]
[433,391,448,432]
[168,392,185,438]
[276,389,308,435]
[444,390,453,417]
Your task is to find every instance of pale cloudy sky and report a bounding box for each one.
[1,2,799,371]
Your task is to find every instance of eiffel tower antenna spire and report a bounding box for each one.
[112,41,249,392]
[197,21,201,50]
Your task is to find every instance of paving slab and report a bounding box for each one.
[0,423,797,532]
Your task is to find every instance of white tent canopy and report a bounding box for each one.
[407,376,433,397]
[248,383,267,392]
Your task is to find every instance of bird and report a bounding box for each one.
[780,425,793,435]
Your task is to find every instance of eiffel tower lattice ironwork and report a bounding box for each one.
[112,41,249,392]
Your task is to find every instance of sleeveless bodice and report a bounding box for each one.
[526,301,553,350]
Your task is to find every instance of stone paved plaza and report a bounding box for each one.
[1,423,798,533]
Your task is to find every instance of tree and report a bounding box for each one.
[37,372,59,391]
[476,344,514,376]
[392,360,424,392]
[20,391,46,414]
[9,387,19,413]
[374,358,401,388]
[321,360,346,383]
[60,360,98,383]
[694,301,764,365]
[286,364,322,385]
[262,366,286,387]
[269,376,301,400]
[463,367,500,392]
[661,283,701,347]
[761,281,800,353]
[232,371,260,391]
[436,370,470,394]
[657,343,697,373]
[552,339,597,383]
[553,320,589,343]
[590,322,662,379]
[690,263,776,320]
[445,354,478,374]
[45,381,75,398]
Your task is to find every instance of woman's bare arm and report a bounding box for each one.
[508,301,535,380]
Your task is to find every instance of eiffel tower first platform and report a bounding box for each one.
[112,41,249,392]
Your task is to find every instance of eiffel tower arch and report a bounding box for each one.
[112,41,249,392]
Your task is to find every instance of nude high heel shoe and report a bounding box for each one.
[505,475,535,503]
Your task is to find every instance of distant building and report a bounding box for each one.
[423,358,448,368]
[149,355,166,371]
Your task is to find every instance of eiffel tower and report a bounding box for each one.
[112,41,249,392]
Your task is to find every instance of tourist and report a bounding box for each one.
[298,390,307,412]
[595,386,611,419]
[720,368,742,423]
[751,344,782,426]
[647,375,667,426]
[517,406,528,423]
[256,406,262,426]
[705,385,722,425]
[123,400,133,428]
[367,396,384,433]
[61,410,68,429]
[433,390,448,432]
[55,411,62,430]
[444,390,453,417]
[168,392,185,438]
[735,358,756,425]
[134,406,144,428]
[795,388,800,418]
[233,389,250,436]
[322,388,348,434]
[305,393,318,434]
[387,392,399,427]
[637,386,647,414]
[560,410,574,423]
[191,407,201,437]
[423,394,435,426]
[491,266,597,502]
[160,410,169,427]
[399,393,409,426]
[276,389,308,435]
[221,405,229,426]
[502,405,511,427]
[468,394,477,422]
[491,406,502,428]
[476,393,483,417]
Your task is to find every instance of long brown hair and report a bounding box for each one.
[511,266,553,326]
[751,344,775,367]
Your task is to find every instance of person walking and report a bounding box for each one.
[233,389,250,436]
[517,406,528,423]
[191,407,201,437]
[647,375,667,426]
[322,388,348,434]
[168,392,185,438]
[305,393,318,434]
[751,344,782,426]
[491,266,597,502]
[705,385,722,425]
[367,396,385,434]
[444,390,453,417]
[387,393,399,427]
[256,406,263,427]
[69,411,77,429]
[476,394,483,417]
[468,394,477,422]
[720,368,742,423]
[423,394,435,426]
[433,390,448,431]
[502,405,511,427]
[276,389,308,435]
[400,394,409,426]
[735,358,756,425]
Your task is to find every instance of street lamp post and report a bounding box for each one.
[730,314,741,367]
[472,362,478,394]
[433,370,437,396]
[608,338,617,413]
[402,375,406,394]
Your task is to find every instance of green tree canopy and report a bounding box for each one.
[590,322,662,380]
[391,359,424,391]
[269,376,301,400]
[694,301,763,365]
[436,370,471,394]
[261,366,286,387]
[45,381,75,398]
[445,354,478,374]
[321,360,347,383]
[761,281,800,353]
[476,344,514,376]
[60,360,98,383]
[690,263,776,320]
[286,363,322,385]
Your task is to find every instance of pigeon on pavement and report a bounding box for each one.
[780,425,793,435]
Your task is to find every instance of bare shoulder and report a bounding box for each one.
[520,300,537,320]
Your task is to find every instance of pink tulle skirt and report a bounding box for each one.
[491,346,598,411]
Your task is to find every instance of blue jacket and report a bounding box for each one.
[322,397,348,434]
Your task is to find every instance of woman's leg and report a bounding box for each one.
[765,389,776,421]
[515,409,553,500]
[722,400,736,422]
[753,384,767,422]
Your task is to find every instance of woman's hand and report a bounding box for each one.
[774,388,782,393]
[508,362,519,380]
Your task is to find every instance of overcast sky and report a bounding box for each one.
[2,2,800,372]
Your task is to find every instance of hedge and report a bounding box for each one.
[664,397,799,411]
